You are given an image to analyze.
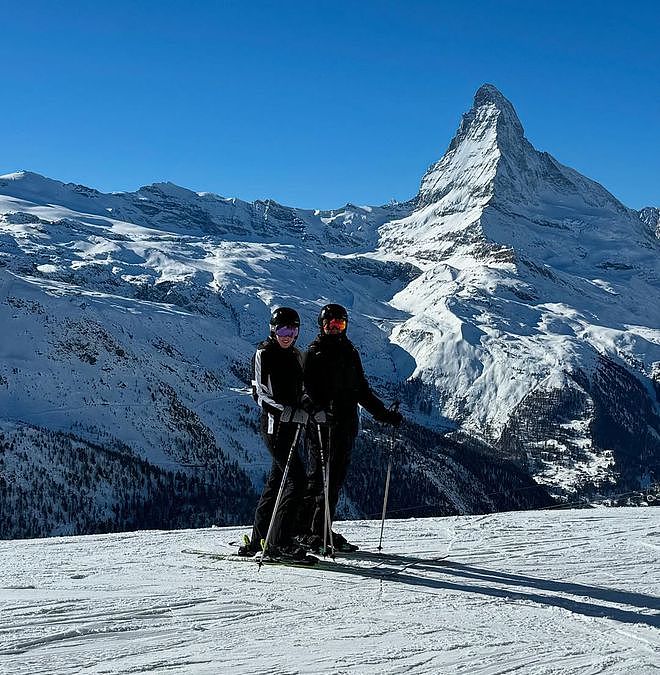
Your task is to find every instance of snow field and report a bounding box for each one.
[1,508,658,674]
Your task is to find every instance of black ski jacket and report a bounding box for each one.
[303,333,390,434]
[251,337,304,419]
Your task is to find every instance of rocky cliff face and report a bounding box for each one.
[639,207,660,239]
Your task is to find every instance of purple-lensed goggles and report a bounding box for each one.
[274,325,299,338]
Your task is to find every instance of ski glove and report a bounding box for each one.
[311,409,333,425]
[299,395,319,415]
[280,406,309,424]
[381,408,403,427]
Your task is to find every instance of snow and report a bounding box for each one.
[1,508,658,674]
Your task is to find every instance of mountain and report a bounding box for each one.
[381,84,660,496]
[639,206,660,238]
[0,180,550,537]
[1,84,659,538]
[2,509,659,674]
[0,170,408,250]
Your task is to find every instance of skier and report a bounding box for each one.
[300,303,403,553]
[238,307,309,560]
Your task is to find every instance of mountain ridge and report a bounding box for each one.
[1,84,658,538]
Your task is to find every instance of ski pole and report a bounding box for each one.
[325,430,333,557]
[377,402,400,552]
[259,421,303,569]
[316,421,335,558]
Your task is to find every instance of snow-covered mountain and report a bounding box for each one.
[1,84,659,538]
[381,84,660,495]
[1,509,659,674]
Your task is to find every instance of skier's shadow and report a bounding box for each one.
[322,551,660,629]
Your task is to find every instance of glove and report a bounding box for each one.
[299,395,318,415]
[281,406,308,425]
[280,406,295,423]
[312,409,333,425]
[381,408,403,427]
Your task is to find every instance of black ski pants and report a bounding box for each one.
[251,415,306,549]
[303,421,355,538]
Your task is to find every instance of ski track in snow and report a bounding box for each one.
[1,509,659,674]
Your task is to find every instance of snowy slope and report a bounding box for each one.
[1,508,659,674]
[0,182,413,464]
[0,188,426,537]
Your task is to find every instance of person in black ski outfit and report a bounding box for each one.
[301,303,402,552]
[239,307,309,559]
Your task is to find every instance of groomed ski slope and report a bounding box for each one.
[1,508,658,674]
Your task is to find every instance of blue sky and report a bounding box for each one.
[2,0,658,209]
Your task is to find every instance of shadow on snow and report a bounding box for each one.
[315,551,660,629]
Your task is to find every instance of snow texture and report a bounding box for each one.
[1,508,658,674]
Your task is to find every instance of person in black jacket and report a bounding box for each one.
[301,303,402,552]
[239,307,308,559]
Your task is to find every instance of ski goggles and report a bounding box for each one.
[274,325,299,338]
[324,318,347,332]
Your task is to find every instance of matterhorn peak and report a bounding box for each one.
[389,83,648,270]
[472,84,521,120]
[442,84,526,157]
[415,83,632,224]
[473,83,509,106]
[416,83,525,210]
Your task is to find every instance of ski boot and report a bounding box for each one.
[259,542,318,566]
[331,531,359,552]
[294,534,324,554]
[237,534,260,557]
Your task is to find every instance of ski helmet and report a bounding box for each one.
[270,306,300,329]
[318,303,349,329]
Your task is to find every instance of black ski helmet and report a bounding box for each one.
[270,306,300,330]
[317,303,348,329]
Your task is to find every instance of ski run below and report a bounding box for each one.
[1,508,659,675]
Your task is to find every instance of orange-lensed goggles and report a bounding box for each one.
[324,318,347,331]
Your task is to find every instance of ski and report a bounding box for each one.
[181,547,442,579]
[181,548,318,567]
